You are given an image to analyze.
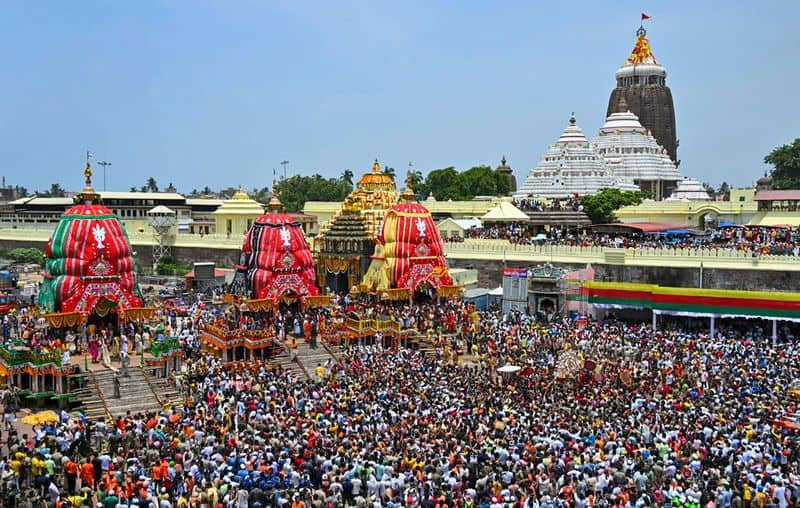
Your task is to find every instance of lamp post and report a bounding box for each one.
[97,161,112,191]
[280,160,290,181]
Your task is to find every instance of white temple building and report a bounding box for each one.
[515,114,639,199]
[592,106,682,200]
[665,177,711,201]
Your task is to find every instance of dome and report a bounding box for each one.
[230,196,319,301]
[665,178,711,201]
[356,159,396,191]
[362,201,452,291]
[38,162,142,317]
[231,189,251,200]
[515,114,640,199]
[592,109,681,198]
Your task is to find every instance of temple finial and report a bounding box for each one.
[84,150,93,187]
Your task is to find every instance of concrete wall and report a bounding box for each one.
[3,235,799,293]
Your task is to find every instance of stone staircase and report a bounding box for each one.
[269,337,344,381]
[77,367,180,420]
[271,344,311,380]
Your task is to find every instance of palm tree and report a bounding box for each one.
[129,186,138,192]
[410,170,423,187]
[145,177,159,193]
[383,166,396,178]
[341,169,354,186]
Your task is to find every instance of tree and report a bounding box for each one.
[580,188,645,224]
[145,177,159,193]
[703,182,715,198]
[165,182,177,193]
[129,186,138,192]
[274,174,352,213]
[14,186,28,198]
[383,166,396,178]
[418,165,511,201]
[41,183,66,197]
[718,181,730,200]
[765,138,800,189]
[340,169,354,187]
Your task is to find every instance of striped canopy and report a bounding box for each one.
[231,213,319,301]
[363,202,452,291]
[38,204,142,316]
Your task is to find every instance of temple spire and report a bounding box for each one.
[75,150,101,204]
[268,178,283,212]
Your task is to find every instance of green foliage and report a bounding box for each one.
[765,138,800,189]
[580,188,645,224]
[39,183,66,197]
[416,166,511,201]
[155,255,192,276]
[274,174,352,213]
[8,247,45,265]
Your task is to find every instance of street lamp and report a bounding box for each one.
[97,161,112,191]
[280,160,290,181]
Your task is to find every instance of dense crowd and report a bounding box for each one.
[512,198,583,213]
[455,225,800,257]
[2,299,800,508]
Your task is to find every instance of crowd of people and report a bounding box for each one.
[1,297,799,508]
[512,198,583,213]
[455,224,800,257]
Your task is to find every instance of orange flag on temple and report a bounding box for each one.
[641,13,651,20]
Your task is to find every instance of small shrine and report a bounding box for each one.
[315,159,399,293]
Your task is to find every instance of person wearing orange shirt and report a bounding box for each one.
[64,458,78,494]
[79,460,94,489]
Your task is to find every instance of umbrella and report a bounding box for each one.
[497,365,521,373]
[21,410,59,426]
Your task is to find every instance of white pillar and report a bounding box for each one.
[772,319,778,345]
[651,311,657,330]
[710,315,715,337]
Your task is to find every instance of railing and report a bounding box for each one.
[149,338,182,358]
[0,343,62,367]
[443,240,800,270]
[0,227,244,250]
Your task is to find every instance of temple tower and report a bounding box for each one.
[607,23,678,167]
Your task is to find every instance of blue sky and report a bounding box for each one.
[1,1,798,194]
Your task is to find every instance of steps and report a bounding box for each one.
[293,339,338,381]
[78,367,167,420]
[271,346,310,380]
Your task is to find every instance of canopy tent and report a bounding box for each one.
[480,202,529,222]
[584,281,800,322]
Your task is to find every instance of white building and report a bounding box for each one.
[515,114,639,199]
[666,178,711,201]
[592,108,681,200]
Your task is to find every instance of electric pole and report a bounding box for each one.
[280,160,290,181]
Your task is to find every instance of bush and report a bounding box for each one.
[155,256,192,276]
[8,247,45,265]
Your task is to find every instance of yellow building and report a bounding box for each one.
[614,188,757,227]
[212,189,265,238]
